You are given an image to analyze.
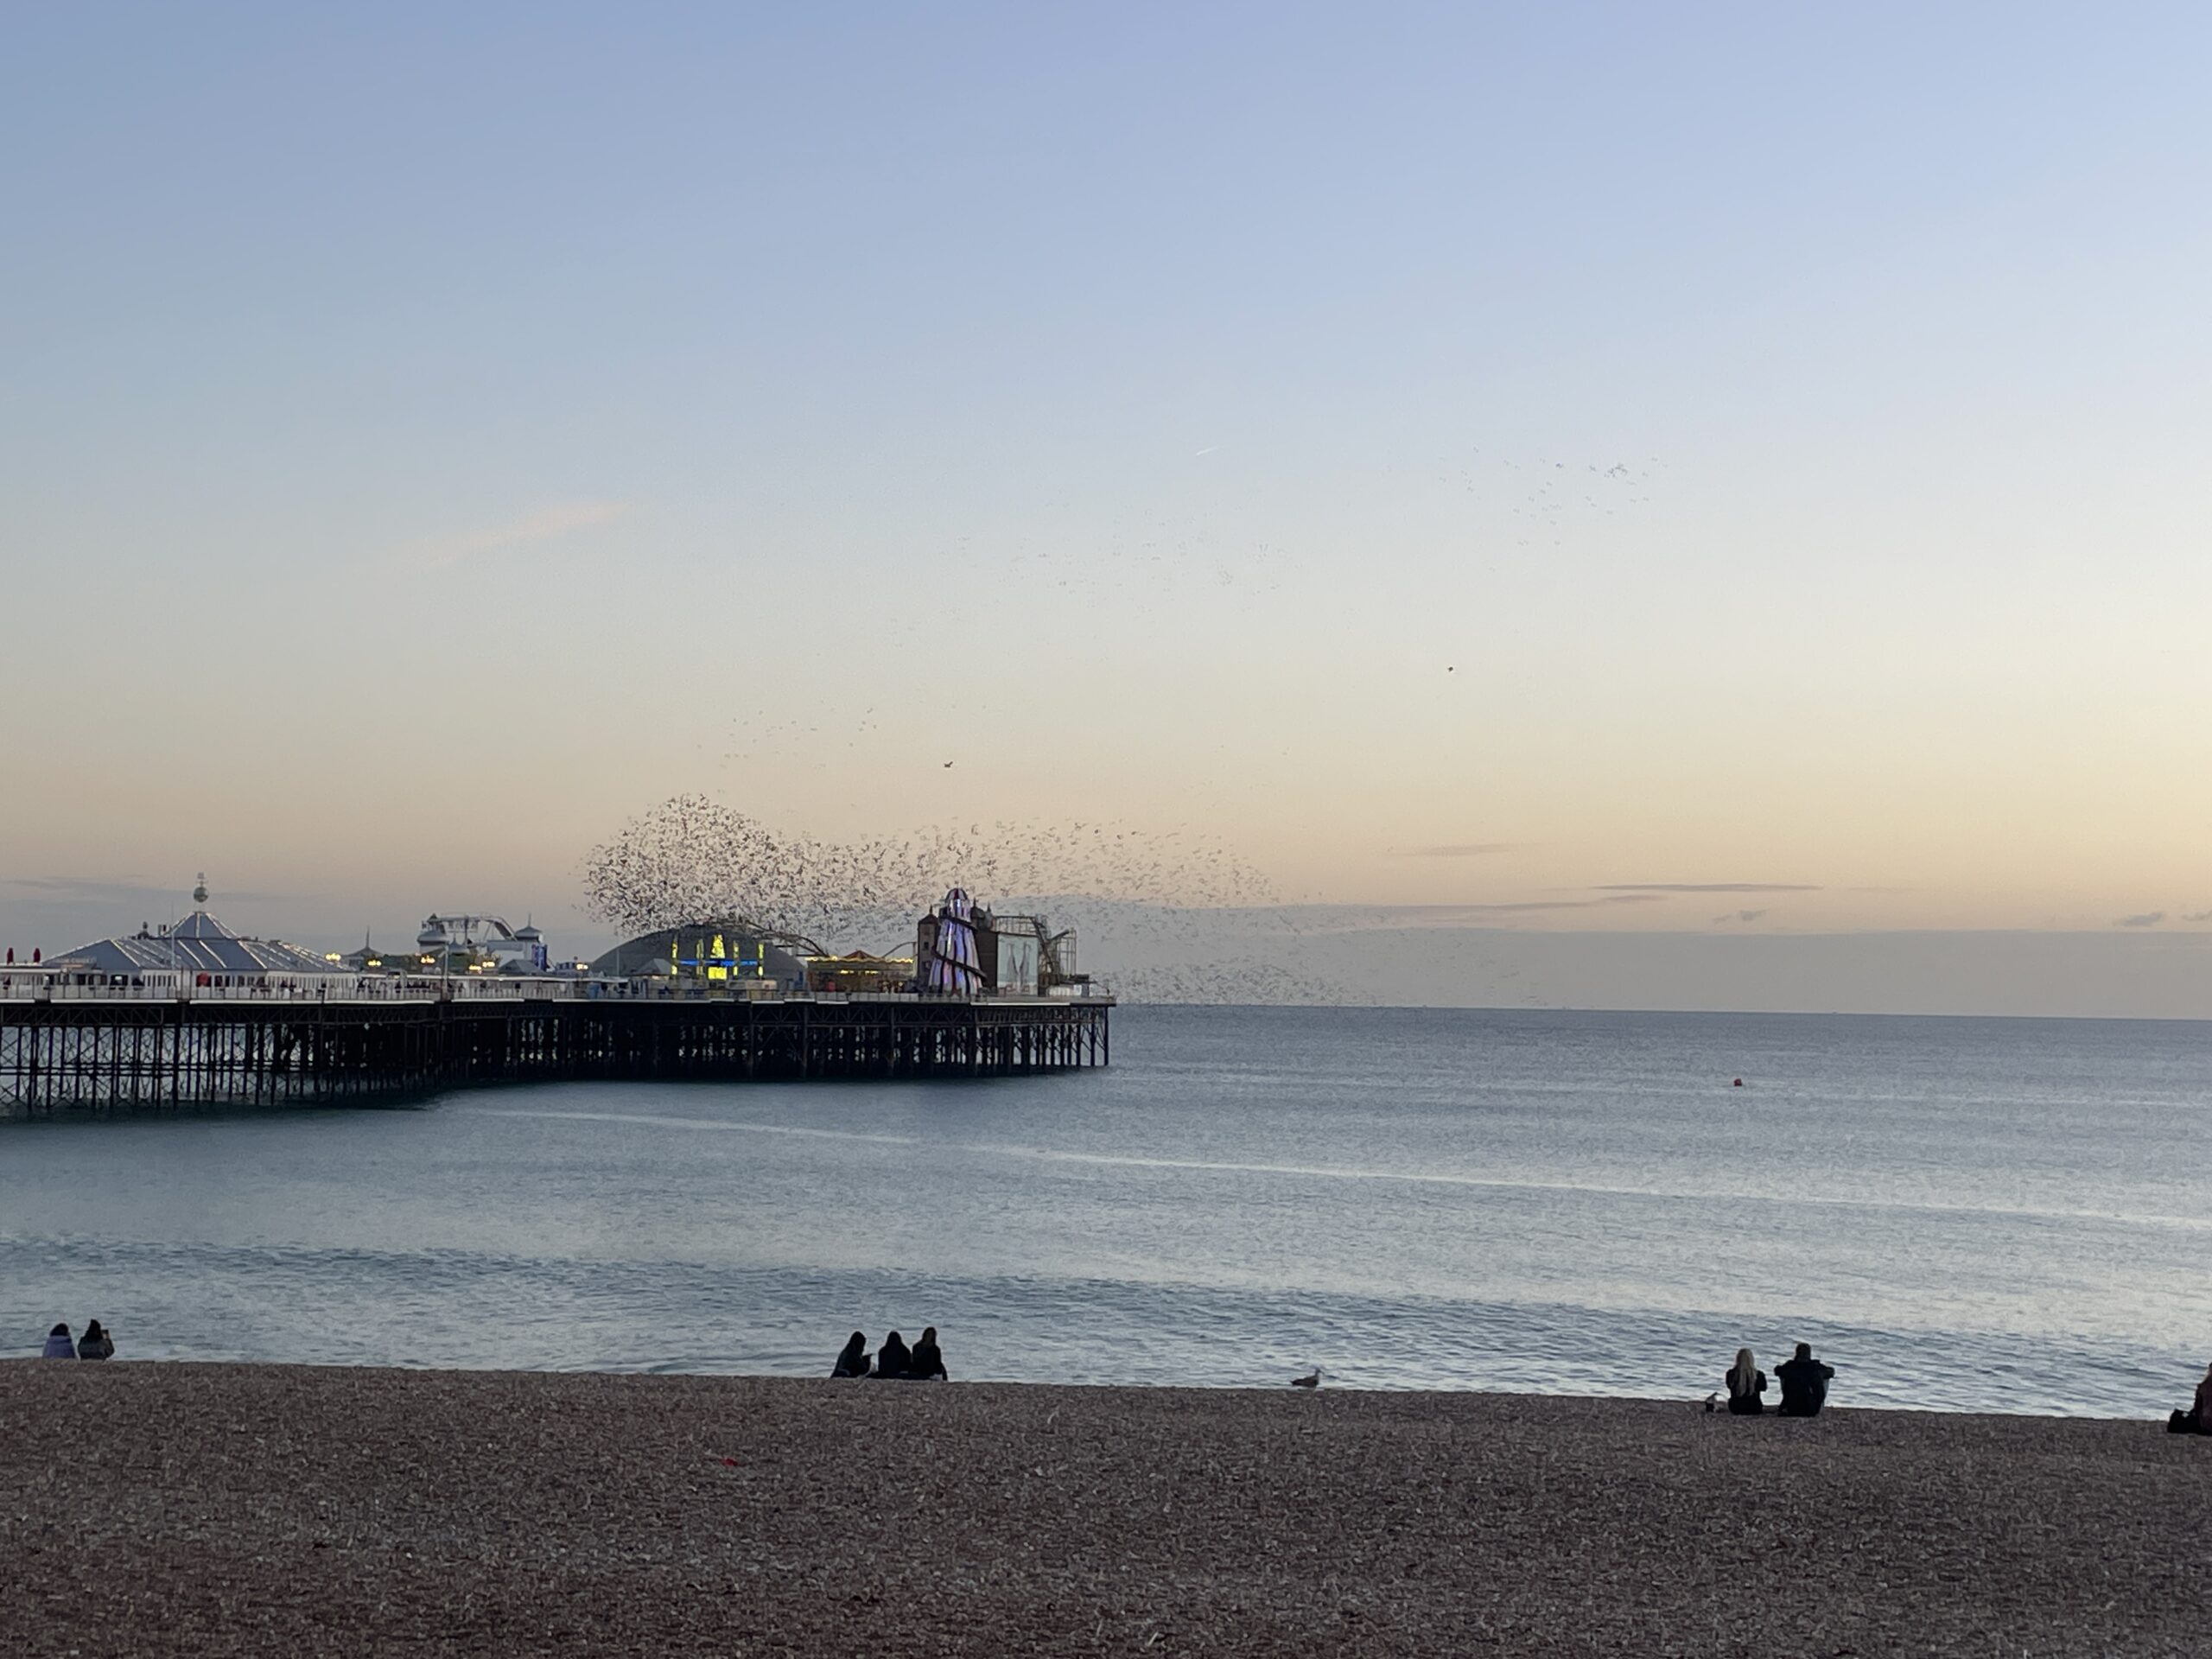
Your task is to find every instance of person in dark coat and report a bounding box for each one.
[2167,1362,2212,1433]
[41,1324,75,1359]
[1776,1343,1834,1417]
[830,1332,871,1378]
[907,1326,947,1382]
[77,1320,114,1361]
[1725,1347,1766,1414]
[874,1331,912,1380]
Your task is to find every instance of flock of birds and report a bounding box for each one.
[582,795,1345,1001]
[706,447,1674,701]
[707,445,1674,812]
[1474,451,1665,549]
[610,448,1678,1001]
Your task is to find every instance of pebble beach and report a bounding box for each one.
[3,1362,2208,1656]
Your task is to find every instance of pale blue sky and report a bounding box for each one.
[5,4,2210,1003]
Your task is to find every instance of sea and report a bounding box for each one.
[3,1007,2207,1417]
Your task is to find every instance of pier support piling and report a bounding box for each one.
[0,995,1112,1115]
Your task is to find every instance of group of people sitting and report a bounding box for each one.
[41,1321,115,1361]
[832,1327,946,1381]
[1718,1341,2212,1433]
[1717,1342,1834,1417]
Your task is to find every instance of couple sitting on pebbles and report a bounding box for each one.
[41,1321,115,1361]
[831,1327,947,1381]
[1713,1342,1834,1417]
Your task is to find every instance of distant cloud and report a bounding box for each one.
[1286,899,1662,934]
[1437,894,1662,915]
[1300,896,1666,926]
[1713,909,1769,924]
[9,876,185,903]
[1599,883,1817,893]
[393,500,629,569]
[1458,902,1578,914]
[3,876,162,899]
[2,875,287,904]
[2115,912,2165,928]
[1402,842,1516,858]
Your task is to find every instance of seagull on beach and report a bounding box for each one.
[1291,1370,1320,1389]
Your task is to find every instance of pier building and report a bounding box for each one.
[416,914,550,974]
[916,899,1086,997]
[588,924,810,989]
[41,877,351,995]
[804,950,916,995]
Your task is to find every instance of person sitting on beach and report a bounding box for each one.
[1725,1348,1766,1414]
[1775,1343,1834,1417]
[2168,1362,2212,1434]
[830,1332,871,1378]
[76,1320,114,1361]
[874,1330,912,1380]
[906,1326,947,1382]
[41,1323,75,1360]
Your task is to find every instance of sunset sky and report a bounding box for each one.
[4,5,2209,1007]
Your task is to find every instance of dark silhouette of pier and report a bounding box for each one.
[0,994,1111,1115]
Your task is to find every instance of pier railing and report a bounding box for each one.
[0,976,1116,1007]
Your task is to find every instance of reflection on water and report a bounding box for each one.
[3,1007,2208,1415]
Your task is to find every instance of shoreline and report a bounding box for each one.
[6,1351,2188,1421]
[5,1361,2207,1656]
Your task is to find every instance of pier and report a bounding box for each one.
[0,988,1112,1115]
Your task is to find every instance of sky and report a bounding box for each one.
[3,4,2209,1012]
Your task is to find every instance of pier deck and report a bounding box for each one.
[0,993,1111,1114]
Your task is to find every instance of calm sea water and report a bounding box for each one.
[3,1007,2207,1416]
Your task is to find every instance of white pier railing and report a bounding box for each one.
[0,974,1116,1007]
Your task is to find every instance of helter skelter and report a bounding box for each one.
[921,888,984,995]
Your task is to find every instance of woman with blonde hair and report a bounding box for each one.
[1726,1347,1767,1415]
